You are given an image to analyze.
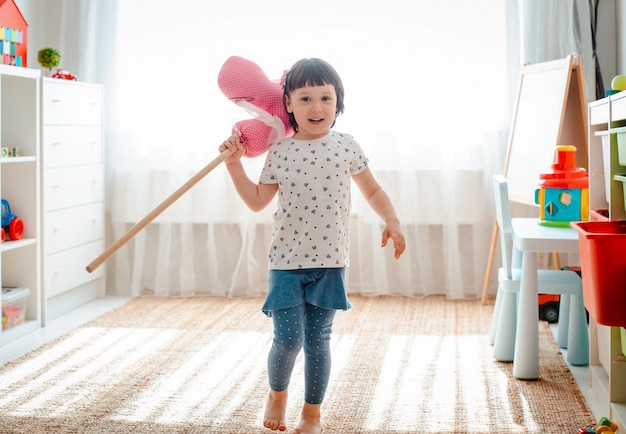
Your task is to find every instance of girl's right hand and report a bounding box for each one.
[219,134,246,164]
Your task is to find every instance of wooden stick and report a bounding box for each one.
[86,150,232,273]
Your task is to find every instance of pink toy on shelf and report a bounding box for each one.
[86,56,291,273]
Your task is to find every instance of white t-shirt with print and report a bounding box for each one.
[259,130,369,270]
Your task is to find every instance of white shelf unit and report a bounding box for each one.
[0,65,41,345]
[587,92,626,429]
[40,78,105,322]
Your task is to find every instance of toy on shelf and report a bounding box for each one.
[1,287,29,330]
[1,146,20,158]
[535,145,589,227]
[1,199,24,241]
[51,68,77,81]
[0,0,28,67]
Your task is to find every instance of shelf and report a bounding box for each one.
[587,94,626,424]
[0,320,39,345]
[0,238,36,253]
[0,68,104,350]
[0,64,39,79]
[0,156,36,164]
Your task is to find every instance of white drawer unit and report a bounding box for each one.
[41,78,105,320]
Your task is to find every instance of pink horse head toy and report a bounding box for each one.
[218,56,294,157]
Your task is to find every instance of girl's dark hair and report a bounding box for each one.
[283,58,345,132]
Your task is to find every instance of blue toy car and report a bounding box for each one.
[1,199,24,241]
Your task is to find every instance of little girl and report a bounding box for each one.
[220,58,405,434]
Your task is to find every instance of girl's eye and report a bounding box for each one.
[322,96,332,102]
[301,97,310,102]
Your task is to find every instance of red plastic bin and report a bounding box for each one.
[571,221,626,327]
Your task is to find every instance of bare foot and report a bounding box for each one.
[293,402,322,434]
[264,389,288,431]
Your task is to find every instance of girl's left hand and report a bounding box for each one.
[381,221,406,259]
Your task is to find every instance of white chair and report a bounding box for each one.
[488,175,588,366]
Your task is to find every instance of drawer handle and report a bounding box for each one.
[51,142,62,146]
[51,99,62,103]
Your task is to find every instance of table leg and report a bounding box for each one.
[513,251,540,379]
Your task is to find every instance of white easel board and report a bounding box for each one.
[504,54,588,205]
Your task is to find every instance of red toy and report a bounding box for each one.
[51,68,77,80]
[0,0,28,67]
[1,199,24,241]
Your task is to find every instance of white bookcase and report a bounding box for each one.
[0,64,42,345]
[0,66,106,348]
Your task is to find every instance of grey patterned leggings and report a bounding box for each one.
[267,303,336,404]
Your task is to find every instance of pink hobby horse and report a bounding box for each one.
[86,56,292,272]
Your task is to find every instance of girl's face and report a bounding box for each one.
[285,84,337,140]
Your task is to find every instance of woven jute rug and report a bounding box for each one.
[0,295,595,433]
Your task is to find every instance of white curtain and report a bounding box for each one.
[40,0,595,299]
[522,0,595,101]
